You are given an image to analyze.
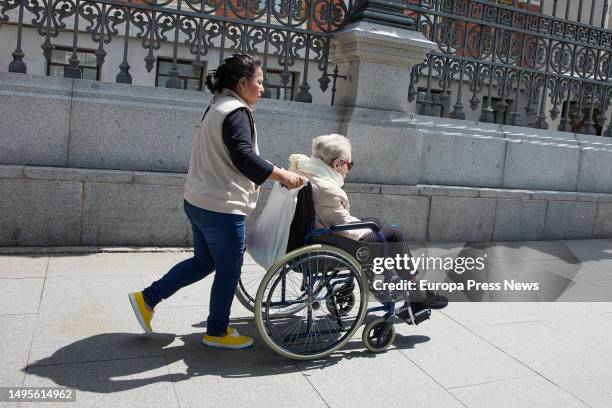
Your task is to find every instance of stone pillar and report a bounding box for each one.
[329,20,436,112]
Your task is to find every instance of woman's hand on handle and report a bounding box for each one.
[269,166,305,189]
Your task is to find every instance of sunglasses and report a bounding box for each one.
[337,159,354,170]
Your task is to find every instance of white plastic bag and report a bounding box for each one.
[246,182,302,269]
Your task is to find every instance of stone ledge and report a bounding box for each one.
[531,191,582,201]
[418,185,479,197]
[6,165,612,204]
[24,167,134,183]
[0,165,26,179]
[576,134,612,149]
[502,125,577,144]
[132,172,186,186]
[478,188,532,200]
[380,185,419,195]
[0,72,73,97]
[0,165,188,185]
[343,183,381,194]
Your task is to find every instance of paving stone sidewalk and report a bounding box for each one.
[1,239,611,408]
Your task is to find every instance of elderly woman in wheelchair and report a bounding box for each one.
[237,134,446,360]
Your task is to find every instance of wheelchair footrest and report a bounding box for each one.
[397,303,431,325]
[412,308,431,325]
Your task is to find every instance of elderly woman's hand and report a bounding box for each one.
[269,166,305,189]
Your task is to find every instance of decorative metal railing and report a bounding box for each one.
[407,0,612,135]
[0,0,354,102]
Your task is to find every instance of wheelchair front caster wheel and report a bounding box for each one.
[362,317,395,353]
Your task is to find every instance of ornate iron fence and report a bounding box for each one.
[0,0,354,101]
[406,0,612,135]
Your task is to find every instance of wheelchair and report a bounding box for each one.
[236,183,431,360]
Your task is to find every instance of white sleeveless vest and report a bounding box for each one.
[184,91,261,217]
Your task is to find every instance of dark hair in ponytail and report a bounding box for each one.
[205,53,262,94]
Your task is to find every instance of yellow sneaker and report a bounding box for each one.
[128,291,154,334]
[202,327,253,349]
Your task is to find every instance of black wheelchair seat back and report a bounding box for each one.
[285,182,407,271]
[286,182,316,254]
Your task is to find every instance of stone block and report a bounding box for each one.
[343,183,381,194]
[255,110,340,169]
[0,179,82,246]
[419,130,505,187]
[341,121,421,185]
[418,185,479,197]
[428,196,496,242]
[492,199,547,241]
[332,58,414,111]
[503,138,580,191]
[593,203,612,238]
[346,192,382,222]
[379,194,429,242]
[544,201,597,240]
[0,73,71,167]
[577,147,612,193]
[329,22,435,112]
[24,166,134,183]
[81,182,189,246]
[257,96,341,120]
[0,165,25,179]
[71,76,209,107]
[132,171,186,186]
[68,82,203,172]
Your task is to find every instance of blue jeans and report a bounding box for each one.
[142,200,246,336]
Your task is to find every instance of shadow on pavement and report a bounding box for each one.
[23,318,430,393]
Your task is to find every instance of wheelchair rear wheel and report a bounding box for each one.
[235,267,265,313]
[255,244,368,360]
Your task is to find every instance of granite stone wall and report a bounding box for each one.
[3,72,612,245]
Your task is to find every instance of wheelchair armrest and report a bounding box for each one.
[327,222,381,233]
[306,222,382,242]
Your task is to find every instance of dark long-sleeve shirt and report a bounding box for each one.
[222,108,274,186]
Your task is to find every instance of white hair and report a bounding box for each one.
[311,134,351,165]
